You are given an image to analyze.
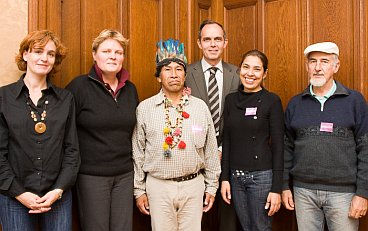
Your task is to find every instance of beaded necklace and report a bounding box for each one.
[162,93,190,157]
[27,99,48,134]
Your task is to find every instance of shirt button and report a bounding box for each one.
[37,140,42,144]
[252,136,256,140]
[254,155,258,160]
[37,157,41,160]
[37,172,40,175]
[253,116,257,120]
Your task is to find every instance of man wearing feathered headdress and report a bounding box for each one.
[132,39,221,231]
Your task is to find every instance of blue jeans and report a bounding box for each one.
[294,186,359,231]
[230,169,272,231]
[0,190,72,231]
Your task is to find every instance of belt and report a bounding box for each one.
[169,172,200,182]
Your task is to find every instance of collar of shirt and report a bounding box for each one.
[310,80,337,101]
[154,89,190,107]
[15,74,59,100]
[201,58,223,74]
[93,64,130,97]
[310,80,337,111]
[154,89,166,106]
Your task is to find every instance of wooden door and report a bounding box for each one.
[22,0,368,231]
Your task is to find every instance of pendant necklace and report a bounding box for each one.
[27,99,48,134]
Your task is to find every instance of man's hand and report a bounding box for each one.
[266,192,281,216]
[218,151,222,161]
[203,192,215,212]
[220,181,231,205]
[281,190,295,210]
[348,195,367,219]
[136,194,150,215]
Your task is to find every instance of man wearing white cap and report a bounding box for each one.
[281,42,368,231]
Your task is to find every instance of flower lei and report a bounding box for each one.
[162,92,190,157]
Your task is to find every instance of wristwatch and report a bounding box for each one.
[54,189,63,200]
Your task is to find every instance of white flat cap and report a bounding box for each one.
[304,42,339,57]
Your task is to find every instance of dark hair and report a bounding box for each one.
[198,20,227,40]
[155,58,187,77]
[15,30,67,77]
[240,49,268,71]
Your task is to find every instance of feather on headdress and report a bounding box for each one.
[156,39,187,66]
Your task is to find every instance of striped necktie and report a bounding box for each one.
[207,67,220,135]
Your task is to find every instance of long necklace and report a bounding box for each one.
[27,99,48,134]
[162,94,190,157]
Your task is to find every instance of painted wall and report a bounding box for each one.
[0,0,28,87]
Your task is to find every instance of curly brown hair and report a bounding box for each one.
[15,30,67,77]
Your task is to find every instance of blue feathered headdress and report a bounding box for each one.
[156,39,187,67]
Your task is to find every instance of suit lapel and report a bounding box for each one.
[221,62,235,111]
[191,62,209,103]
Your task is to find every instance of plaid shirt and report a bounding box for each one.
[133,90,220,198]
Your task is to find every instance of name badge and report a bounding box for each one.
[245,107,257,116]
[320,122,334,133]
[192,125,203,133]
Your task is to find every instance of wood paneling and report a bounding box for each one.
[128,0,160,101]
[225,1,258,66]
[308,0,354,88]
[264,0,302,107]
[60,0,81,87]
[192,0,212,61]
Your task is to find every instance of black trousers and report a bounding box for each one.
[76,171,134,231]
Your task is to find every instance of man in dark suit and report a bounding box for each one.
[185,19,240,231]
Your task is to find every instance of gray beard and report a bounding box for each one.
[310,77,326,87]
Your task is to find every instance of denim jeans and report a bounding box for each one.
[0,190,72,231]
[230,169,272,231]
[293,186,359,231]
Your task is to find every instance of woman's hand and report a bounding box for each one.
[15,192,51,213]
[221,181,232,205]
[29,189,62,214]
[265,192,281,216]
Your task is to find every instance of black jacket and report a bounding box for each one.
[66,66,138,176]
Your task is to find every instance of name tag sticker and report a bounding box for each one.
[320,122,334,133]
[192,125,203,133]
[245,107,257,116]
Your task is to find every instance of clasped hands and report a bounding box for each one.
[15,189,62,213]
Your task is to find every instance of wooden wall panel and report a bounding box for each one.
[80,0,122,74]
[60,0,81,87]
[128,0,160,101]
[356,0,367,99]
[225,1,258,67]
[192,0,211,61]
[307,0,355,89]
[264,0,302,107]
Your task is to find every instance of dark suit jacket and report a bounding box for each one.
[185,60,240,146]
